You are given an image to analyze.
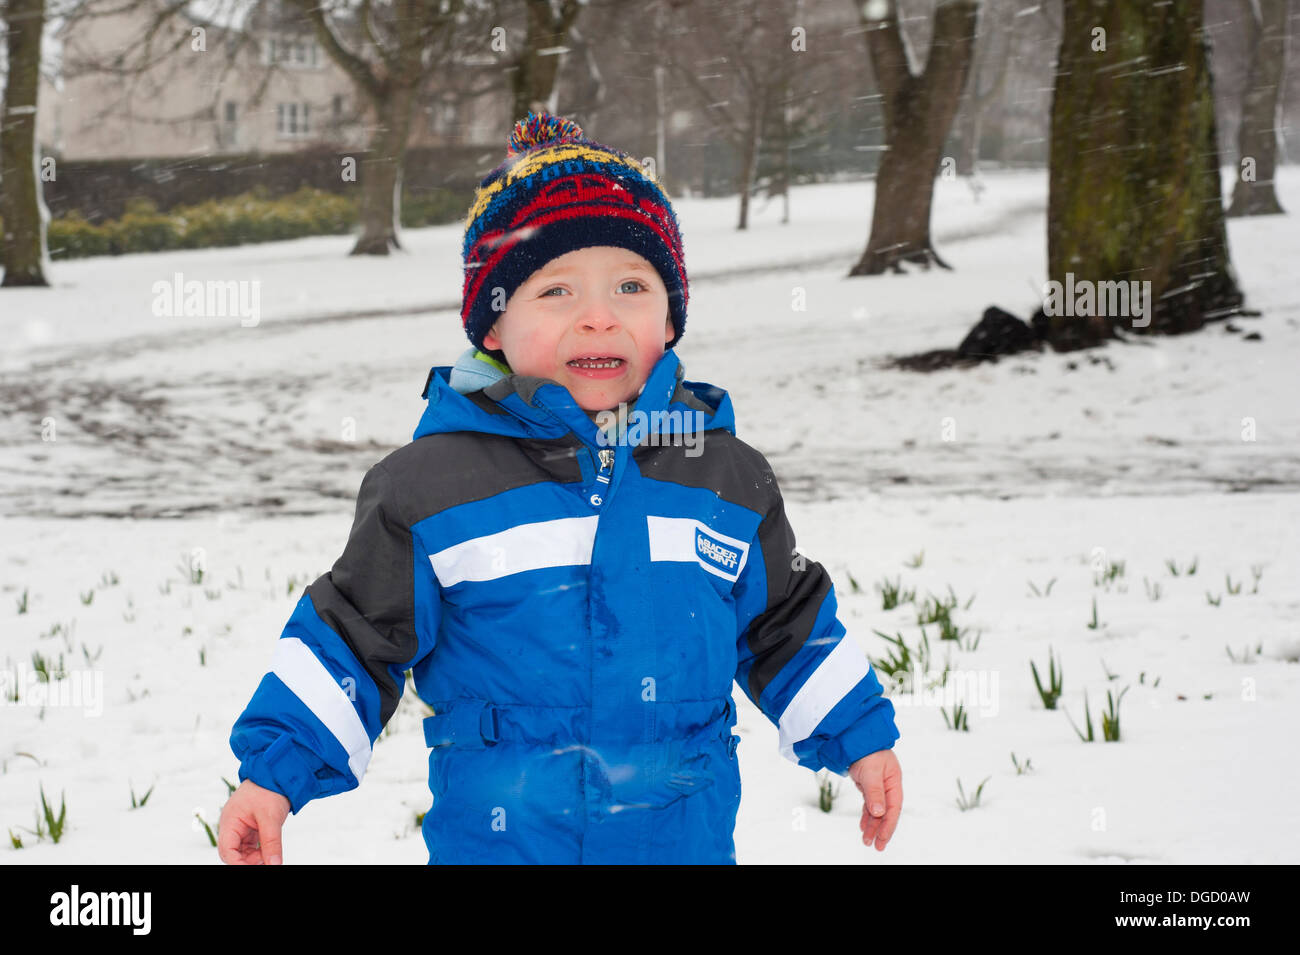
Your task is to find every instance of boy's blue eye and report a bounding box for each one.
[539,280,647,297]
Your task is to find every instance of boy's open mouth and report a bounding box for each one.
[567,356,626,377]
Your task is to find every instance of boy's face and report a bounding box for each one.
[483,246,675,412]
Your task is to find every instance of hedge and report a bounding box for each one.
[1,184,469,262]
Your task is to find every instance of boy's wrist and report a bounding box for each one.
[239,733,324,814]
[818,706,901,776]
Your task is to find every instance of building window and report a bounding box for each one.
[428,100,457,136]
[297,39,319,66]
[276,102,310,137]
[264,36,321,69]
[218,100,239,148]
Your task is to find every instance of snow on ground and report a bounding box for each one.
[1,167,1297,864]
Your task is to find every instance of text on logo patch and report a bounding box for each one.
[696,529,740,572]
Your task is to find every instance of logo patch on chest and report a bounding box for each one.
[695,528,742,574]
[646,516,750,583]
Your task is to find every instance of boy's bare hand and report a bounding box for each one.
[848,749,902,852]
[218,779,291,865]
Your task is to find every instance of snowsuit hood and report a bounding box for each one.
[417,345,737,449]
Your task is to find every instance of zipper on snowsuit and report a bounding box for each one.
[588,447,614,508]
[528,399,618,510]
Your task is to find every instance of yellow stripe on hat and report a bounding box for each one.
[464,143,656,228]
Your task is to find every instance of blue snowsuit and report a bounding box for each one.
[229,346,900,863]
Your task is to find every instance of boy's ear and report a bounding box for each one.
[484,322,501,350]
[664,316,673,343]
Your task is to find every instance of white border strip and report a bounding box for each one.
[429,516,599,587]
[777,635,870,763]
[272,637,372,783]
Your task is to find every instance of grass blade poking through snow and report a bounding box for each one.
[869,630,912,685]
[1101,686,1130,742]
[1030,647,1063,710]
[941,701,969,731]
[1065,692,1095,742]
[1027,577,1057,597]
[816,770,840,812]
[194,811,217,847]
[40,786,67,844]
[955,776,990,811]
[875,575,914,610]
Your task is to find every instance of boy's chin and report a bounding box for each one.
[560,369,640,410]
[575,393,628,413]
[572,384,639,413]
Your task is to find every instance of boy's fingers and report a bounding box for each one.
[217,816,244,864]
[871,774,904,851]
[867,777,887,818]
[220,816,262,865]
[255,808,284,865]
[860,804,881,845]
[874,800,902,850]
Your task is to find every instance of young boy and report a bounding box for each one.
[219,112,902,865]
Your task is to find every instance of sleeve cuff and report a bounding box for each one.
[816,698,901,777]
[238,732,329,814]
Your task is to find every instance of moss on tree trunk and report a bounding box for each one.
[0,0,48,287]
[1042,0,1243,349]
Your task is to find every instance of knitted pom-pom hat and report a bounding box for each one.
[460,111,688,363]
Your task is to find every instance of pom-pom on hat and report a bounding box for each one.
[460,110,688,362]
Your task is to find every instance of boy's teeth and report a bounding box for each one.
[569,358,623,368]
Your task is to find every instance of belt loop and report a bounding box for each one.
[423,699,498,750]
[480,702,499,745]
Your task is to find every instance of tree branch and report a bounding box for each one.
[857,0,912,111]
[285,0,382,102]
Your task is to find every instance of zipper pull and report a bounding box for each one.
[589,448,615,507]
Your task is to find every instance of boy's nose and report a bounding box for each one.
[576,302,620,332]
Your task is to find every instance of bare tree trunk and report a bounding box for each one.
[1040,0,1243,350]
[780,90,791,225]
[513,0,583,120]
[953,87,980,177]
[955,0,1011,177]
[1,0,49,287]
[292,0,472,257]
[654,62,667,186]
[849,0,978,275]
[736,92,764,230]
[1227,0,1287,217]
[565,23,606,129]
[353,81,418,255]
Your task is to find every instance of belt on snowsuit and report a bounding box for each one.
[421,697,738,755]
